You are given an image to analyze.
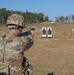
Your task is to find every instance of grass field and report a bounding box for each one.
[0,22,74,75]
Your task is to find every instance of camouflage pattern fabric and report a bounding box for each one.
[0,33,33,75]
[6,14,25,28]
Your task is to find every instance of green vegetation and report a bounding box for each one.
[0,8,74,26]
[0,8,49,25]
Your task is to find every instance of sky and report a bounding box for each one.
[0,0,74,21]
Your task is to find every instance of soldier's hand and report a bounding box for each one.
[30,28,35,37]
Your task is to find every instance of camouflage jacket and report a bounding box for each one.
[0,32,33,74]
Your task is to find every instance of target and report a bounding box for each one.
[47,27,53,38]
[41,27,47,38]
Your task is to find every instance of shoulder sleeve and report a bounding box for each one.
[0,38,3,51]
[0,35,6,52]
[22,34,34,51]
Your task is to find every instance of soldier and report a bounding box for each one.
[0,14,34,75]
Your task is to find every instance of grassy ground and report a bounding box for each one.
[0,22,74,75]
[25,39,74,75]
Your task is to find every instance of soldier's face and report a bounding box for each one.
[9,28,21,35]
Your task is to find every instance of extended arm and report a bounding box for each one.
[22,29,35,52]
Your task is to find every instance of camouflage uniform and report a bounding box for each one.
[0,33,33,75]
[0,14,33,75]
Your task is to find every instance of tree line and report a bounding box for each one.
[0,8,49,24]
[55,15,74,22]
[0,8,74,25]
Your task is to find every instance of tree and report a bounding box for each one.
[55,16,60,22]
[59,16,65,22]
[36,13,44,23]
[0,8,49,25]
[65,16,68,22]
[72,15,74,22]
[44,15,49,21]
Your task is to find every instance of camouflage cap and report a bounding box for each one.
[6,14,26,28]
